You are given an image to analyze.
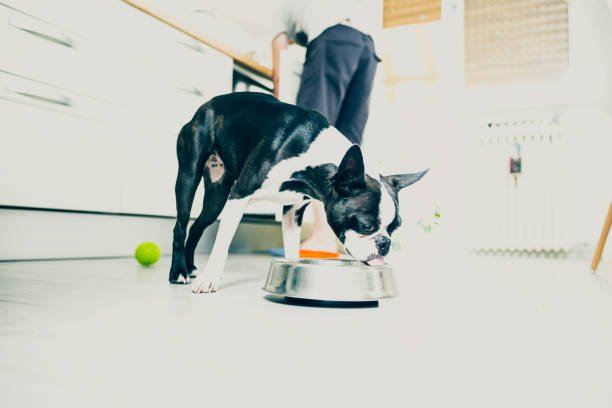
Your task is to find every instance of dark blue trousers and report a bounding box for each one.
[296,24,379,145]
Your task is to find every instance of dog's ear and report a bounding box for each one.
[331,145,366,196]
[382,169,429,192]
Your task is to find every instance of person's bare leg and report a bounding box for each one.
[300,200,339,253]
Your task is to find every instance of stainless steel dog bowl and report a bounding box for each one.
[263,258,397,301]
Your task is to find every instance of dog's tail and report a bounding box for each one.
[176,102,216,170]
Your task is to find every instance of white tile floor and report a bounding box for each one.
[1,243,611,407]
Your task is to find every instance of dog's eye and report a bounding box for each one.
[360,223,375,234]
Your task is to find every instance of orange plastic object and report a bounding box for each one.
[299,249,340,259]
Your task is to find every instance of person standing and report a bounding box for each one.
[271,0,380,254]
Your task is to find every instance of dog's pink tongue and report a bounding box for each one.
[366,256,385,266]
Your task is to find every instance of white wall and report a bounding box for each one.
[362,0,612,258]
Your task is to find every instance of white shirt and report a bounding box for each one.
[272,0,379,44]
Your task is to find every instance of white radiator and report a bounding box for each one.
[468,116,568,253]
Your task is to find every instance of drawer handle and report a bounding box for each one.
[9,13,75,48]
[6,79,73,107]
[177,39,206,54]
[177,86,204,97]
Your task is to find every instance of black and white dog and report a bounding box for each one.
[169,92,427,293]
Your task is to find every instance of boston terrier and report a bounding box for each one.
[169,92,427,293]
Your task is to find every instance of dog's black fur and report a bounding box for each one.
[170,93,329,282]
[169,92,427,285]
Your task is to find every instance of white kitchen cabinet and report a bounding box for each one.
[0,95,120,213]
[117,127,206,218]
[0,0,232,216]
[118,129,178,217]
[0,5,86,93]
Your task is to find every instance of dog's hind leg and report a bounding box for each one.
[169,122,211,284]
[184,163,233,277]
[169,167,201,283]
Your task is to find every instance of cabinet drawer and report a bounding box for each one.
[118,129,177,216]
[0,4,100,97]
[117,129,204,218]
[146,29,233,98]
[0,99,119,212]
[161,36,233,100]
[104,69,200,137]
[0,71,122,121]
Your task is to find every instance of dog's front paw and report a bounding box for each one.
[191,275,219,294]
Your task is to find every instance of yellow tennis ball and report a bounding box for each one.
[134,242,161,267]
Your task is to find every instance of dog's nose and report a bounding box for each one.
[375,236,391,256]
